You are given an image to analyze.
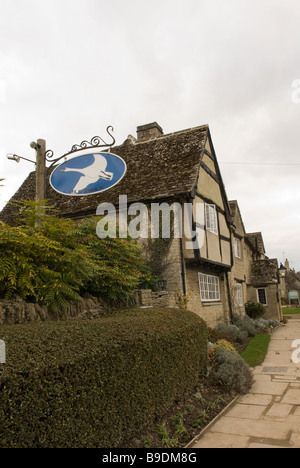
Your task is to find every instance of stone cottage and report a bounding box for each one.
[0,122,282,326]
[229,200,282,321]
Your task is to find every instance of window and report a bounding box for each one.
[236,283,243,307]
[257,288,267,305]
[205,203,218,235]
[198,273,220,302]
[234,237,241,258]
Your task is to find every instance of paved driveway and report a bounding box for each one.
[189,319,300,448]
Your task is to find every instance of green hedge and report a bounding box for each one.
[0,308,207,448]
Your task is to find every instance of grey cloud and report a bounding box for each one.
[1,0,300,268]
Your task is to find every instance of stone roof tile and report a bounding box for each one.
[0,125,208,224]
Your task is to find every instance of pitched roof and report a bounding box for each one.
[245,232,266,255]
[286,270,300,291]
[0,125,209,224]
[229,201,267,256]
[229,200,246,235]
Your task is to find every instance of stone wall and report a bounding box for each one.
[134,289,178,308]
[0,296,106,325]
[0,292,180,325]
[184,266,231,328]
[247,284,282,322]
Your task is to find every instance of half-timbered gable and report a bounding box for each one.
[182,129,234,326]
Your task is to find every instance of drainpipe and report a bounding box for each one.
[225,271,234,324]
[179,196,187,296]
[179,235,187,296]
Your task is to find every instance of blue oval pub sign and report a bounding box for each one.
[50,152,127,196]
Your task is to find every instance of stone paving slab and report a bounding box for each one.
[209,416,291,439]
[282,389,300,405]
[191,433,250,448]
[237,393,273,406]
[189,321,300,449]
[250,381,289,395]
[226,404,265,420]
[248,443,287,448]
[265,403,293,419]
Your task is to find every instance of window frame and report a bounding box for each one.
[205,203,218,235]
[198,273,220,302]
[236,282,243,307]
[234,237,241,258]
[256,288,268,305]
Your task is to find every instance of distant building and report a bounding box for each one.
[279,259,300,305]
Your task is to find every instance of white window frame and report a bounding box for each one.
[205,203,218,235]
[234,237,241,258]
[236,282,243,307]
[256,288,268,305]
[198,273,220,302]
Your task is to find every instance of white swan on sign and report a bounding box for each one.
[60,154,113,193]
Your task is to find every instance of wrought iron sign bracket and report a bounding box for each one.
[46,126,116,168]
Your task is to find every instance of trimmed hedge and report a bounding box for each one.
[0,308,207,448]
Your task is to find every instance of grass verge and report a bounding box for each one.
[282,307,300,315]
[241,334,271,367]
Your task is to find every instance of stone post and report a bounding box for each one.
[35,139,46,201]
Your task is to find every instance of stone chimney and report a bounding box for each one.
[285,258,290,274]
[136,122,164,142]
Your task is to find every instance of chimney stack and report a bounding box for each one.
[136,122,163,142]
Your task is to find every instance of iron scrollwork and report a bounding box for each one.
[46,126,116,167]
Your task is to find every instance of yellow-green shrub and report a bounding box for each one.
[214,339,237,353]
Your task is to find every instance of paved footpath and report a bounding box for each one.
[189,319,300,448]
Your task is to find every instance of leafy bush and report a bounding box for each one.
[245,300,266,319]
[208,339,237,363]
[0,221,86,310]
[0,308,208,448]
[0,201,152,309]
[255,317,279,331]
[74,218,149,301]
[232,314,256,337]
[216,323,248,343]
[214,339,237,353]
[211,348,253,395]
[208,327,237,347]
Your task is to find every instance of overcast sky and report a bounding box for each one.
[1,0,300,269]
